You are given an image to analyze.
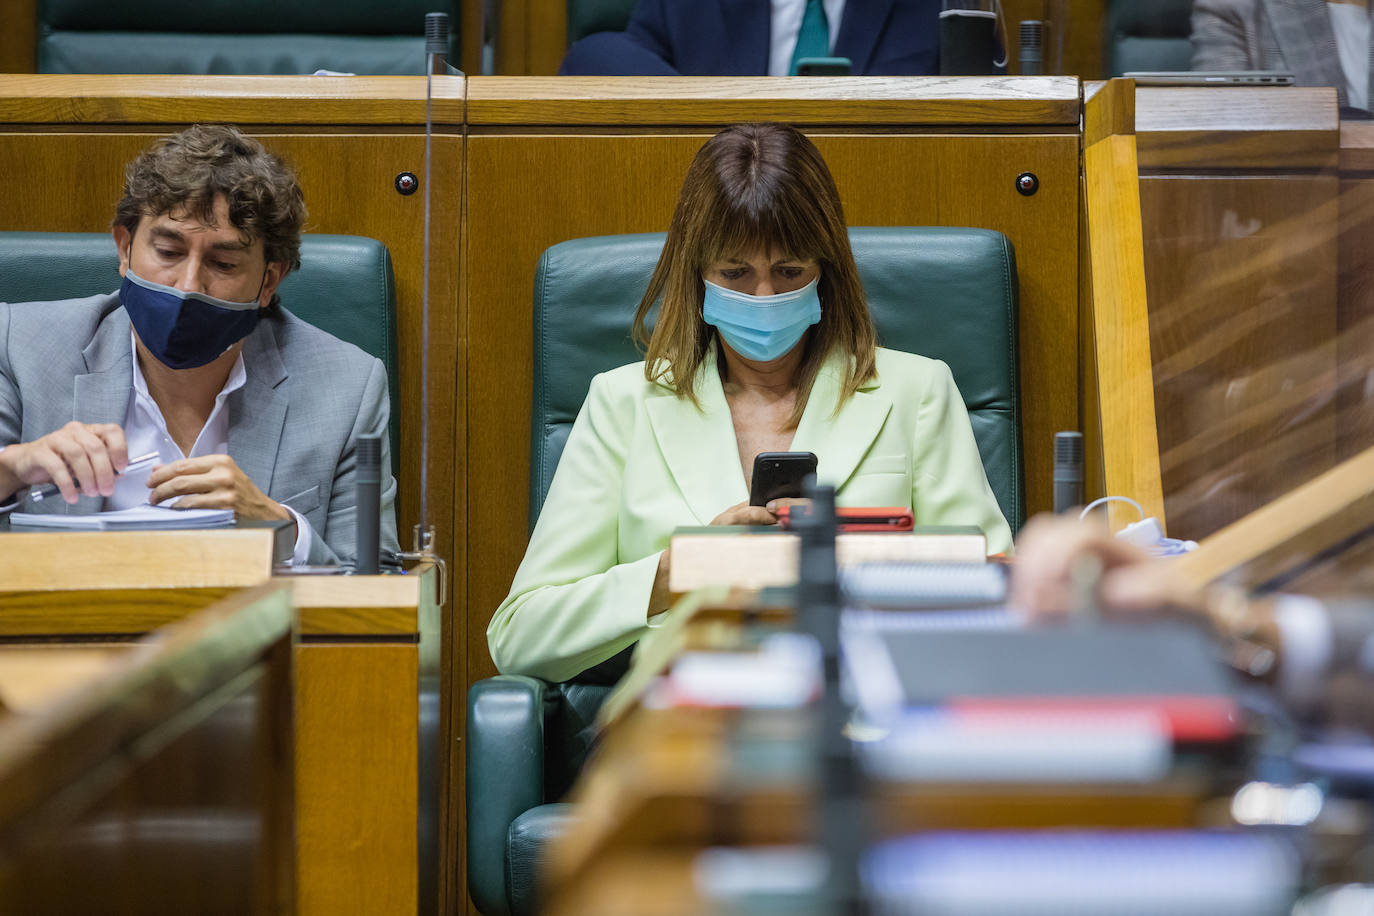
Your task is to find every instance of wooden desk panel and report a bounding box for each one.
[1138,174,1340,540]
[1338,174,1374,466]
[297,643,419,916]
[465,127,1080,689]
[467,76,1080,125]
[1135,87,1339,171]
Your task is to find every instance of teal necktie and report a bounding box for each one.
[788,0,830,75]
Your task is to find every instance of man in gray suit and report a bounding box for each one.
[1193,0,1372,112]
[0,124,397,566]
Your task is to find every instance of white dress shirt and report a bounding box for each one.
[111,331,313,564]
[1328,1,1371,111]
[768,0,848,76]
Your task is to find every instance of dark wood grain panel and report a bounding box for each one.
[1139,173,1341,540]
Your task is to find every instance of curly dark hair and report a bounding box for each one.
[113,124,307,275]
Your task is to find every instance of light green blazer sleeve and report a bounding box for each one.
[910,360,1014,555]
[487,371,659,682]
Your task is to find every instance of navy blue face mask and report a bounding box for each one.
[120,268,264,370]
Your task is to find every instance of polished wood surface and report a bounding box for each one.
[0,587,238,636]
[1339,176,1374,467]
[0,74,465,123]
[1135,87,1340,170]
[1132,86,1347,541]
[1177,443,1374,591]
[464,119,1081,691]
[1084,78,1134,146]
[467,75,1080,124]
[1079,82,1165,531]
[290,572,430,636]
[1139,174,1340,539]
[297,644,418,915]
[0,645,126,712]
[0,584,296,913]
[0,0,36,74]
[0,529,274,590]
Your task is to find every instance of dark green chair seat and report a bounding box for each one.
[37,0,459,74]
[0,232,400,464]
[467,226,1022,915]
[1108,0,1194,76]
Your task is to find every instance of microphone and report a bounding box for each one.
[355,434,382,574]
[1053,431,1083,515]
[425,11,449,73]
[1019,20,1043,75]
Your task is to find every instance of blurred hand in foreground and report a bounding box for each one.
[1009,513,1205,619]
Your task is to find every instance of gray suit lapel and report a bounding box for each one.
[1264,0,1345,98]
[227,320,288,498]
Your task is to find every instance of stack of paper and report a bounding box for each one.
[11,506,234,530]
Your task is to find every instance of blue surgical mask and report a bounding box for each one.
[702,275,822,362]
[120,269,263,370]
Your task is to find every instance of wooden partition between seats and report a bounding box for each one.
[1132,86,1344,541]
[462,76,1084,686]
[1080,79,1164,531]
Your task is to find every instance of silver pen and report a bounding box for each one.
[27,451,161,504]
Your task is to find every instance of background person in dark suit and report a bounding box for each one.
[559,0,942,76]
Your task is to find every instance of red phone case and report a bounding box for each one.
[776,505,914,532]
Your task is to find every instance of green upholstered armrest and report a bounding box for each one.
[467,675,548,916]
[0,231,400,464]
[530,227,1023,532]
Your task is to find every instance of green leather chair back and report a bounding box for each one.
[0,232,400,463]
[38,0,459,74]
[1108,0,1193,76]
[531,227,1024,534]
[566,0,636,44]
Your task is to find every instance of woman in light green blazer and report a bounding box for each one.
[490,123,1013,682]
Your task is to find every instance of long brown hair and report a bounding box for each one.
[631,123,877,426]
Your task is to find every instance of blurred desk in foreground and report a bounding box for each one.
[0,583,295,912]
[541,589,1263,916]
[0,529,439,916]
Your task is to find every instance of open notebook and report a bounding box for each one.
[11,506,234,530]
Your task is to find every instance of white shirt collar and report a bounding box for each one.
[130,329,247,405]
